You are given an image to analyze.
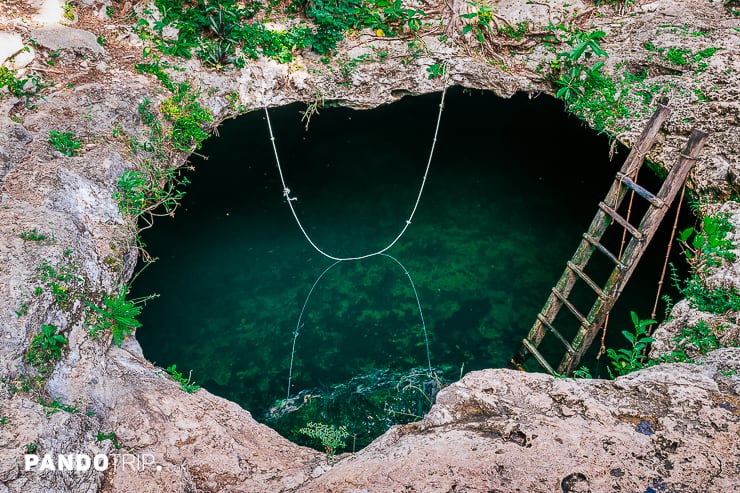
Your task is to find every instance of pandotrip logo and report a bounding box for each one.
[24,453,162,472]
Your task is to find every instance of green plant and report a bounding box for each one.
[460,1,494,44]
[86,287,145,347]
[113,97,194,228]
[675,320,721,356]
[572,366,593,379]
[594,0,635,8]
[165,364,200,393]
[692,88,709,102]
[2,374,42,394]
[675,271,740,313]
[25,324,68,374]
[160,83,212,151]
[0,416,9,426]
[48,130,82,157]
[15,302,28,319]
[665,47,692,66]
[38,397,82,415]
[96,431,123,449]
[677,213,736,267]
[643,41,664,53]
[135,60,177,91]
[20,228,47,242]
[498,21,528,41]
[147,0,424,66]
[553,29,627,133]
[35,251,83,309]
[62,2,75,21]
[26,442,37,453]
[426,62,447,79]
[46,51,60,66]
[673,212,740,314]
[649,320,727,366]
[299,422,349,459]
[605,312,656,377]
[0,66,44,108]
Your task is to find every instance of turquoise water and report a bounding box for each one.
[134,88,687,450]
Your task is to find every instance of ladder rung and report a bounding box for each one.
[521,338,556,375]
[615,173,664,208]
[598,202,643,241]
[537,314,576,354]
[566,261,607,300]
[551,288,591,329]
[583,234,627,270]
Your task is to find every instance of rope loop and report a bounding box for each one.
[264,85,448,261]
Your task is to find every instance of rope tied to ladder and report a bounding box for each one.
[597,166,640,360]
[647,183,686,338]
[264,84,448,262]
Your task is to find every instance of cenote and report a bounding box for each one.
[134,87,689,451]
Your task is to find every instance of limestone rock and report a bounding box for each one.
[299,353,740,492]
[0,31,23,66]
[30,26,105,58]
[8,46,36,71]
[0,122,33,180]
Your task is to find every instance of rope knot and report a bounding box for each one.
[283,188,298,201]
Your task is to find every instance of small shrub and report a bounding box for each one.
[605,312,655,377]
[160,83,212,151]
[675,320,721,355]
[25,324,68,374]
[87,287,143,347]
[460,1,494,44]
[572,366,593,379]
[426,62,447,79]
[35,252,83,310]
[674,212,740,314]
[20,228,47,241]
[299,422,349,459]
[48,130,82,157]
[0,66,44,108]
[552,29,627,133]
[165,364,200,393]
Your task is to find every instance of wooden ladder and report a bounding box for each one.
[510,105,709,376]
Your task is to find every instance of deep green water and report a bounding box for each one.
[134,88,687,450]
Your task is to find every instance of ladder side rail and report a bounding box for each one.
[615,105,672,179]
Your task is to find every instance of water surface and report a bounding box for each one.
[135,88,687,450]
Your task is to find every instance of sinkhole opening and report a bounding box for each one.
[133,87,690,452]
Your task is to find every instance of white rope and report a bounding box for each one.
[264,86,448,261]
